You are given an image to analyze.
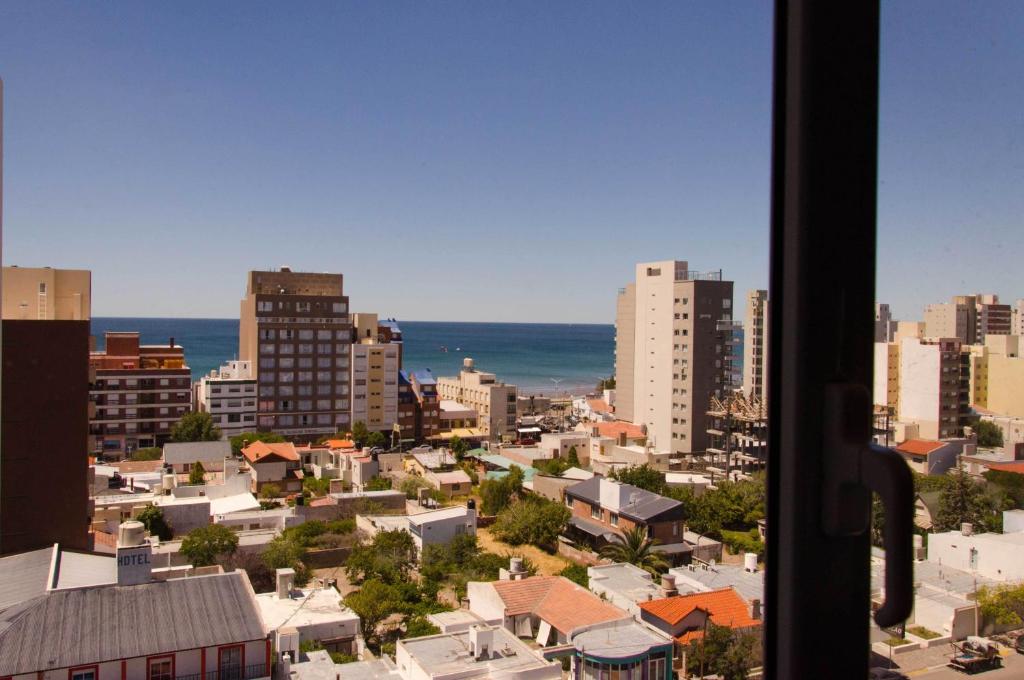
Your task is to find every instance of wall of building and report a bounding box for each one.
[467,582,509,623]
[615,283,637,424]
[986,354,1024,418]
[927,531,1024,581]
[2,267,91,320]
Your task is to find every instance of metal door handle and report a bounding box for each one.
[822,383,914,627]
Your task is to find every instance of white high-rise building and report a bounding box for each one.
[743,290,769,405]
[195,360,257,438]
[875,303,894,342]
[614,261,733,455]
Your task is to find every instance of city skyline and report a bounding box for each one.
[1,2,1022,322]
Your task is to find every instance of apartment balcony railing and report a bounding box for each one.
[174,663,269,680]
[675,269,723,281]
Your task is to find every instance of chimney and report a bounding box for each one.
[169,336,175,348]
[618,432,627,446]
[469,625,494,660]
[116,521,153,585]
[660,573,678,597]
[750,599,762,620]
[277,567,296,599]
[961,522,974,536]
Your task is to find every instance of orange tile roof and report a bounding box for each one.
[896,440,945,456]
[309,496,335,507]
[491,576,628,634]
[986,461,1024,475]
[593,421,645,440]
[241,440,299,464]
[588,399,612,413]
[326,439,357,450]
[639,588,762,636]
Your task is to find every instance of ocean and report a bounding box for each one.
[90,318,614,396]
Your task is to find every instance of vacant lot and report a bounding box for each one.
[476,528,573,576]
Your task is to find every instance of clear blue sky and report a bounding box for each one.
[0,2,1021,322]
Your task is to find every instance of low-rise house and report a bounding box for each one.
[915,491,942,530]
[538,432,591,465]
[406,450,457,475]
[439,399,479,430]
[554,618,674,680]
[324,489,407,515]
[425,469,473,498]
[468,573,630,646]
[531,468,593,503]
[242,440,303,495]
[895,439,967,476]
[0,523,270,680]
[357,505,477,552]
[664,472,712,496]
[563,477,689,562]
[163,440,232,477]
[637,587,762,646]
[670,560,766,606]
[396,624,561,680]
[926,523,1024,581]
[587,562,676,616]
[257,568,362,665]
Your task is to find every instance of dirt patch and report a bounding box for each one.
[313,565,358,598]
[476,528,573,576]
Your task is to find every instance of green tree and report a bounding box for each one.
[366,431,388,449]
[596,376,616,391]
[399,476,434,500]
[364,476,392,491]
[558,563,589,587]
[188,460,207,485]
[180,524,239,567]
[303,476,331,496]
[344,579,403,644]
[977,582,1024,627]
[479,465,525,515]
[346,529,418,584]
[610,464,666,494]
[686,624,758,680]
[351,421,369,448]
[405,615,441,638]
[599,526,668,574]
[491,496,570,550]
[566,446,580,468]
[984,469,1024,509]
[136,504,173,540]
[263,534,309,585]
[130,446,163,462]
[975,420,1004,448]
[229,431,286,456]
[169,411,222,443]
[935,468,997,532]
[450,436,469,461]
[260,483,282,499]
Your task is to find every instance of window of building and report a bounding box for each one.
[590,503,601,520]
[299,343,313,354]
[279,372,294,383]
[299,329,314,340]
[332,302,347,313]
[609,513,619,527]
[279,343,294,354]
[70,667,98,680]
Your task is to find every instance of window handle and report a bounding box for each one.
[822,383,914,627]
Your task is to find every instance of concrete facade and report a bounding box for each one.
[744,289,769,404]
[2,266,91,320]
[350,317,400,434]
[898,337,966,440]
[615,261,734,455]
[436,359,517,441]
[195,360,258,438]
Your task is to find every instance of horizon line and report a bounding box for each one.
[90,316,615,326]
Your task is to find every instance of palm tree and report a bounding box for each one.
[599,526,669,574]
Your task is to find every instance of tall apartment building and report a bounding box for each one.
[239,268,351,440]
[1013,300,1024,337]
[874,303,894,342]
[350,313,400,434]
[898,337,968,440]
[437,358,517,441]
[873,341,900,417]
[743,290,768,404]
[924,294,1011,345]
[983,335,1024,419]
[194,360,258,438]
[89,332,191,456]
[1,266,92,553]
[614,261,734,454]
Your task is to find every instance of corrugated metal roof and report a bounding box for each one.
[0,547,53,610]
[0,571,266,675]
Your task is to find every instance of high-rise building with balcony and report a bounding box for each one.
[614,261,734,455]
[238,268,351,440]
[350,313,400,434]
[1,266,93,553]
[437,359,516,441]
[898,336,968,440]
[924,294,1011,345]
[89,332,191,457]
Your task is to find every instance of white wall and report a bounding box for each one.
[467,582,507,624]
[928,531,1024,581]
[900,338,941,439]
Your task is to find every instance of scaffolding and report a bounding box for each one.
[703,391,768,480]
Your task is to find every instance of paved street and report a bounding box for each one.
[910,650,1024,678]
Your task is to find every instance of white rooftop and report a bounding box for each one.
[255,586,359,632]
[408,505,474,524]
[209,493,261,515]
[399,626,558,679]
[588,562,662,604]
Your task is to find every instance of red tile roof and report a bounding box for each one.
[241,440,299,464]
[639,588,762,640]
[490,576,628,634]
[588,399,612,414]
[326,439,357,450]
[896,439,945,456]
[309,497,335,507]
[593,421,645,440]
[985,461,1024,475]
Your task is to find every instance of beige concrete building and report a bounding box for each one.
[743,289,768,405]
[2,266,90,320]
[894,321,926,343]
[924,294,1011,345]
[985,335,1024,418]
[437,358,517,441]
[1013,300,1024,337]
[614,260,734,455]
[875,303,894,342]
[350,313,400,434]
[898,337,967,440]
[873,341,900,416]
[239,268,351,440]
